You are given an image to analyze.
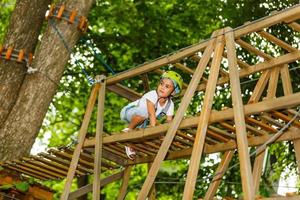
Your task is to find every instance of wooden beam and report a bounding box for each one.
[93,76,106,200]
[106,41,209,85]
[60,83,100,200]
[183,31,224,199]
[126,126,300,165]
[257,31,297,53]
[225,27,254,199]
[280,64,300,174]
[236,39,273,60]
[68,171,124,200]
[137,31,217,200]
[83,92,300,146]
[288,21,300,32]
[248,70,270,103]
[204,151,234,199]
[234,4,300,37]
[280,64,293,95]
[197,50,300,91]
[107,83,141,101]
[117,166,132,200]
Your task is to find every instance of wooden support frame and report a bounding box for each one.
[136,30,218,200]
[117,165,133,200]
[204,151,234,199]
[183,30,225,199]
[93,76,106,199]
[60,76,106,200]
[225,27,254,199]
[68,171,124,200]
[83,91,300,147]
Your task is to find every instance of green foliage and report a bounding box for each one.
[0,0,15,42]
[0,181,29,193]
[15,182,29,192]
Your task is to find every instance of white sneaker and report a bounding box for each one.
[125,146,136,160]
[122,128,131,132]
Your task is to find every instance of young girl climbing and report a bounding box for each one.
[120,71,183,159]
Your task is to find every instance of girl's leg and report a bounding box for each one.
[128,115,146,129]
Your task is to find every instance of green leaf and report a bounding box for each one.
[0,184,14,190]
[15,182,29,192]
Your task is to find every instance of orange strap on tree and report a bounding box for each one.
[5,47,13,60]
[0,45,33,66]
[45,4,88,33]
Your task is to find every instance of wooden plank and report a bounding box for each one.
[245,117,277,133]
[234,4,300,37]
[197,50,300,91]
[0,163,48,180]
[280,64,293,95]
[252,66,279,193]
[107,40,209,85]
[68,171,124,200]
[50,150,94,169]
[61,83,100,200]
[22,157,67,176]
[225,27,254,199]
[236,39,273,60]
[5,161,57,179]
[253,150,265,194]
[260,195,300,200]
[39,153,87,175]
[83,92,300,146]
[107,83,141,102]
[287,21,300,32]
[29,155,71,174]
[141,74,150,92]
[93,76,106,200]
[257,31,297,52]
[248,71,271,103]
[183,31,224,199]
[117,166,132,200]
[204,151,234,199]
[267,67,280,98]
[127,126,300,165]
[137,31,217,200]
[14,160,64,179]
[279,67,300,175]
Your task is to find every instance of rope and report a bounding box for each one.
[48,19,95,85]
[79,37,116,75]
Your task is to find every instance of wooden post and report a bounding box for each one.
[204,151,234,199]
[182,30,224,200]
[117,165,133,200]
[60,83,100,200]
[136,31,218,200]
[93,75,106,200]
[253,66,280,194]
[147,163,156,200]
[225,27,254,199]
[280,64,300,174]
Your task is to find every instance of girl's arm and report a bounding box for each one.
[166,115,173,123]
[146,99,156,126]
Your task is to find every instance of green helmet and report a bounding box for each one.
[161,71,183,95]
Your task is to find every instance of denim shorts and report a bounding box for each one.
[120,105,148,124]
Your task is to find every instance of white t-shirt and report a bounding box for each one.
[128,90,174,118]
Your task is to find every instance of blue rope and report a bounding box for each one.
[49,19,95,85]
[79,37,116,75]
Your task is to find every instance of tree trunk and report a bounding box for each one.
[0,0,94,161]
[0,0,52,126]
